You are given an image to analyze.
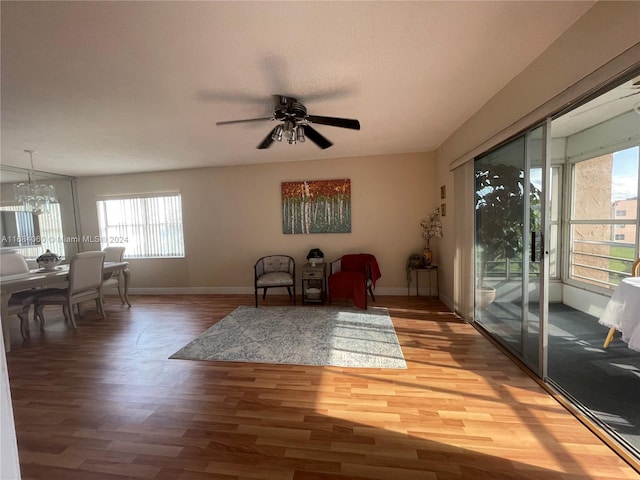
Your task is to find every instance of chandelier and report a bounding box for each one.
[14,149,56,216]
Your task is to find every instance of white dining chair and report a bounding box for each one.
[0,252,42,338]
[101,246,128,305]
[34,251,107,329]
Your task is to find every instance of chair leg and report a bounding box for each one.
[293,284,296,305]
[117,285,126,305]
[255,288,259,308]
[16,311,30,339]
[96,296,107,319]
[368,286,376,302]
[67,302,77,329]
[263,288,268,300]
[603,327,617,348]
[35,305,45,331]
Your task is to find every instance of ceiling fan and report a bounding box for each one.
[215,95,360,149]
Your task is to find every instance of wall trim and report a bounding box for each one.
[107,286,437,297]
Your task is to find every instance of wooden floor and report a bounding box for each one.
[5,294,638,480]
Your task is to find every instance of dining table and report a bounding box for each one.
[0,261,130,353]
[599,276,640,351]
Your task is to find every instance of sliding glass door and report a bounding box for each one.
[474,125,549,374]
[472,73,640,457]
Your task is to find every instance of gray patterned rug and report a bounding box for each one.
[170,305,406,368]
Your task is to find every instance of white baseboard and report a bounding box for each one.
[562,284,610,318]
[109,286,441,297]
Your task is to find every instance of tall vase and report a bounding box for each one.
[422,246,432,267]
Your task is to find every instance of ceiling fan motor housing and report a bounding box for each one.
[274,97,307,122]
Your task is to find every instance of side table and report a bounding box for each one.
[302,262,326,304]
[407,266,439,297]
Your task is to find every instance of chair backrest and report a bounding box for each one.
[69,251,106,293]
[255,255,294,277]
[341,254,374,273]
[332,253,382,287]
[103,247,125,263]
[0,252,30,276]
[632,258,640,277]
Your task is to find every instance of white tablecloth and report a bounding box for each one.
[599,277,640,352]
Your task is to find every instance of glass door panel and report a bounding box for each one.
[523,126,547,375]
[474,125,548,372]
[475,136,526,353]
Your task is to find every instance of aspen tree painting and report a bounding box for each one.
[281,179,351,234]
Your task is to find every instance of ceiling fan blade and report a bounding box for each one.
[306,115,360,130]
[257,127,277,149]
[302,125,333,149]
[216,117,273,126]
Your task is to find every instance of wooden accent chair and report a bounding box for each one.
[35,251,107,329]
[254,255,296,307]
[603,257,640,348]
[328,253,381,309]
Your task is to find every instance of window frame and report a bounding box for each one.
[564,147,639,293]
[95,192,186,259]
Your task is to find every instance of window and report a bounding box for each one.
[96,193,185,258]
[0,203,65,259]
[568,147,639,290]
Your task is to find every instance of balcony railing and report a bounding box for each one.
[570,238,636,290]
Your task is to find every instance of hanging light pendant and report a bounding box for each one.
[14,149,56,216]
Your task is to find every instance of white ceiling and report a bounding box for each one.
[1,1,596,178]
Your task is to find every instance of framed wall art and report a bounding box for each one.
[281,178,351,234]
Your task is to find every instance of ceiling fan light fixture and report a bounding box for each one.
[283,119,295,140]
[297,125,305,143]
[272,125,284,142]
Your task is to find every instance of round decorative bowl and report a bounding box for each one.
[36,249,62,271]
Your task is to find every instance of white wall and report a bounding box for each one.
[75,152,440,295]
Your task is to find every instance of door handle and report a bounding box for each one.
[530,231,544,262]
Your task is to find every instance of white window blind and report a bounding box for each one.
[96,193,185,258]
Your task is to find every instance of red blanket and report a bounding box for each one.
[329,254,381,309]
[341,254,381,286]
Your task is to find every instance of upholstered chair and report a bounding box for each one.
[0,252,42,338]
[328,253,381,309]
[254,255,296,307]
[35,251,107,329]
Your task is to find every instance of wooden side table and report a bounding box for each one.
[302,262,326,304]
[407,266,439,297]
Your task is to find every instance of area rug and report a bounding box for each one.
[170,305,406,368]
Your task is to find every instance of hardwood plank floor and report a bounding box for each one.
[5,295,638,479]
